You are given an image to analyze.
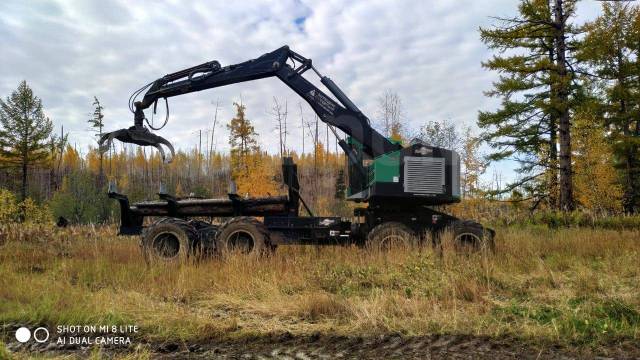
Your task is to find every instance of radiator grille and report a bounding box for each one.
[403,157,445,194]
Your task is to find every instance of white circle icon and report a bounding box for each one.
[33,327,50,343]
[15,327,31,343]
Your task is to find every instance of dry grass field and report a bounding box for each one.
[0,223,639,358]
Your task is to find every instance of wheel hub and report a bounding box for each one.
[454,232,481,250]
[380,234,409,249]
[152,232,181,258]
[227,230,255,253]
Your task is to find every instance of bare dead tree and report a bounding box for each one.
[283,100,287,155]
[209,99,220,189]
[302,114,320,209]
[197,129,202,182]
[314,114,319,208]
[376,89,404,139]
[270,97,288,158]
[204,128,209,170]
[299,102,305,154]
[210,99,220,155]
[326,123,329,158]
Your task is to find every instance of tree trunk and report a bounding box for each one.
[616,49,637,213]
[549,115,559,209]
[622,111,640,213]
[98,151,104,187]
[632,119,640,213]
[548,46,559,210]
[554,0,574,211]
[21,159,27,201]
[619,80,634,213]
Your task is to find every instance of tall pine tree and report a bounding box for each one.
[478,0,578,210]
[226,101,278,196]
[0,81,53,201]
[227,101,259,175]
[578,2,640,213]
[88,96,106,184]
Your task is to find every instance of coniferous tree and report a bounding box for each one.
[478,0,579,210]
[578,2,640,213]
[227,102,259,175]
[226,101,277,196]
[0,81,53,201]
[553,0,576,211]
[88,96,105,183]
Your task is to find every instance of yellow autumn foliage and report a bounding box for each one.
[0,188,19,223]
[19,198,52,224]
[87,148,101,174]
[62,145,82,170]
[0,188,51,224]
[573,111,623,213]
[234,152,279,197]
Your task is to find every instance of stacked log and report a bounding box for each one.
[130,196,289,217]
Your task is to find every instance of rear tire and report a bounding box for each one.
[215,217,272,257]
[141,217,200,264]
[449,220,495,253]
[366,222,417,251]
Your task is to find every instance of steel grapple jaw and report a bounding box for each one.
[98,126,175,163]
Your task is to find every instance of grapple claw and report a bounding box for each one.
[98,126,175,163]
[98,131,117,154]
[152,143,166,162]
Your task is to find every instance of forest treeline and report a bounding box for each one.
[1,0,639,224]
[0,94,483,223]
[479,0,640,213]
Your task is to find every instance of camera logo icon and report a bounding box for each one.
[15,327,49,343]
[15,327,30,343]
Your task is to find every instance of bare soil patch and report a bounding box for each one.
[6,333,640,359]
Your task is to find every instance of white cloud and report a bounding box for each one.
[0,0,601,182]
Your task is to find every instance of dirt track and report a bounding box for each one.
[7,333,640,359]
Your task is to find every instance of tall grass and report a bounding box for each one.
[447,198,640,229]
[0,224,638,347]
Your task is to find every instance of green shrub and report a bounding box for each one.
[0,188,18,223]
[0,188,51,224]
[48,170,112,224]
[19,198,52,224]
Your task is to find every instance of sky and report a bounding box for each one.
[0,0,603,184]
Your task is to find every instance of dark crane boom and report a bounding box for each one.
[99,46,400,162]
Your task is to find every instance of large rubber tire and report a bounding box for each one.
[215,217,272,257]
[366,221,418,251]
[449,220,495,253]
[141,217,200,264]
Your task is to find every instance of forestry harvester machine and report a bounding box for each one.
[99,46,494,261]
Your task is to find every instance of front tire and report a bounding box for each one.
[366,221,417,251]
[449,220,495,253]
